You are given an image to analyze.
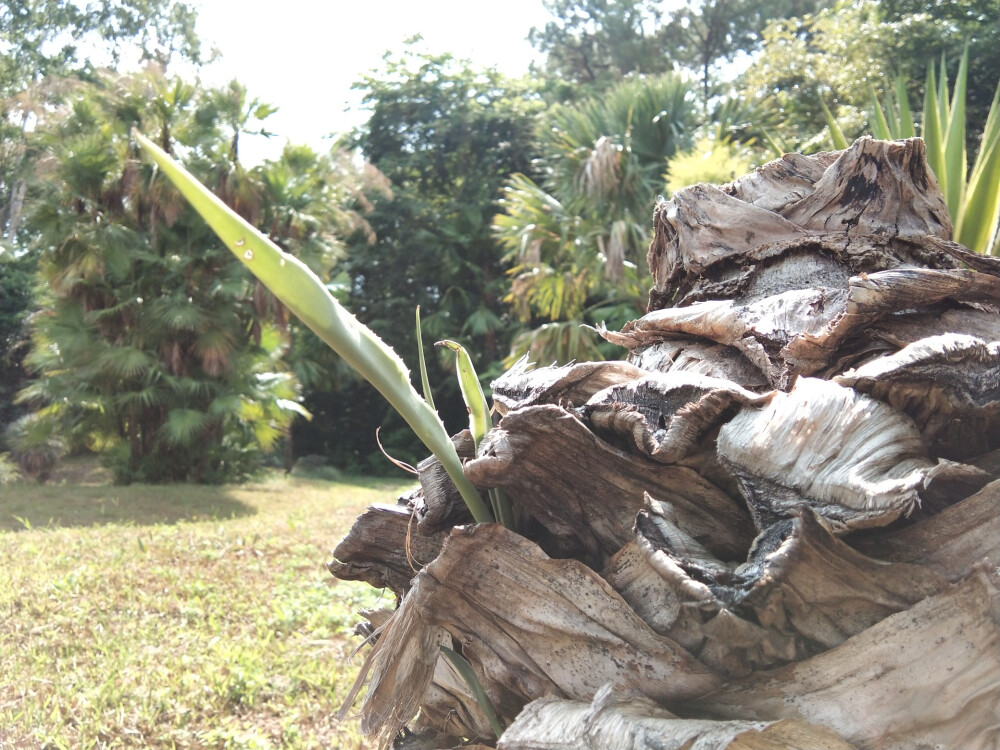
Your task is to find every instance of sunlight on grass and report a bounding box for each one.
[0,470,411,749]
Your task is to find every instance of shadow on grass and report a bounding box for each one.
[0,483,258,533]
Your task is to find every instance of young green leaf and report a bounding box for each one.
[435,340,490,447]
[820,98,849,150]
[439,646,505,738]
[436,339,515,530]
[942,48,969,217]
[133,129,493,523]
[415,306,436,411]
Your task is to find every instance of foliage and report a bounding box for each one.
[134,129,495,523]
[19,69,349,483]
[0,251,34,431]
[866,54,1000,255]
[0,451,21,485]
[1,0,201,245]
[495,73,697,364]
[0,470,409,747]
[665,137,756,195]
[742,0,1000,152]
[309,49,542,470]
[528,0,672,90]
[662,0,831,109]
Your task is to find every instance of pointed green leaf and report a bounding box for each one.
[922,64,946,198]
[415,306,435,411]
[942,48,969,217]
[820,98,849,150]
[439,647,505,738]
[436,340,490,448]
[955,82,1000,253]
[895,75,915,138]
[868,85,893,140]
[134,130,492,523]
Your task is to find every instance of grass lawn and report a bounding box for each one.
[0,464,411,749]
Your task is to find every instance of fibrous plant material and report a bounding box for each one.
[329,137,999,750]
[498,685,858,750]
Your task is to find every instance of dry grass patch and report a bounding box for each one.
[0,470,411,749]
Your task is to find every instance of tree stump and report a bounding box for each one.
[330,138,1000,750]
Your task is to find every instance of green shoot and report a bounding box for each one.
[436,340,515,530]
[133,130,493,524]
[415,307,436,411]
[439,646,505,739]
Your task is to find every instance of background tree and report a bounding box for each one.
[741,0,999,151]
[0,0,202,442]
[299,49,542,472]
[528,0,671,91]
[494,73,698,364]
[661,0,831,109]
[16,69,354,483]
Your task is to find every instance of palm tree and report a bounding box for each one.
[495,73,697,364]
[17,68,351,482]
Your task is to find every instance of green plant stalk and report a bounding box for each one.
[439,646,505,738]
[436,340,515,529]
[415,307,436,411]
[134,130,492,523]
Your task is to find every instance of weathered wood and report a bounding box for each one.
[346,525,723,746]
[835,334,1000,460]
[606,265,1000,387]
[413,431,476,534]
[332,138,1000,749]
[781,138,952,241]
[328,496,447,597]
[491,358,647,416]
[693,570,1000,750]
[628,338,769,389]
[581,372,772,464]
[499,686,857,750]
[852,478,1000,579]
[723,150,839,213]
[716,377,988,530]
[465,404,755,563]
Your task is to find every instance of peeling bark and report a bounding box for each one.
[499,685,857,750]
[582,372,771,464]
[694,571,1000,750]
[346,525,722,745]
[716,377,986,530]
[852,478,1000,579]
[835,334,1000,460]
[491,358,647,416]
[328,497,446,597]
[465,404,755,563]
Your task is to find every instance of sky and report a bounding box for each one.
[187,0,553,163]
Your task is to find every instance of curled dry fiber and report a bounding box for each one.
[330,138,1000,750]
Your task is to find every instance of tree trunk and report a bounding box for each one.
[330,138,1000,750]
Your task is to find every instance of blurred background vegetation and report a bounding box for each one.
[1,0,997,484]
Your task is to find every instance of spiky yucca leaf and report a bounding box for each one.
[868,51,1000,254]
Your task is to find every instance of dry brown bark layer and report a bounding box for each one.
[329,138,1000,750]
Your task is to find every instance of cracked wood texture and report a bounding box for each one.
[329,138,1000,750]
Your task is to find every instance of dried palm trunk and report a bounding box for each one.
[330,138,1000,750]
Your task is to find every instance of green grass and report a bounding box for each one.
[0,468,412,749]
